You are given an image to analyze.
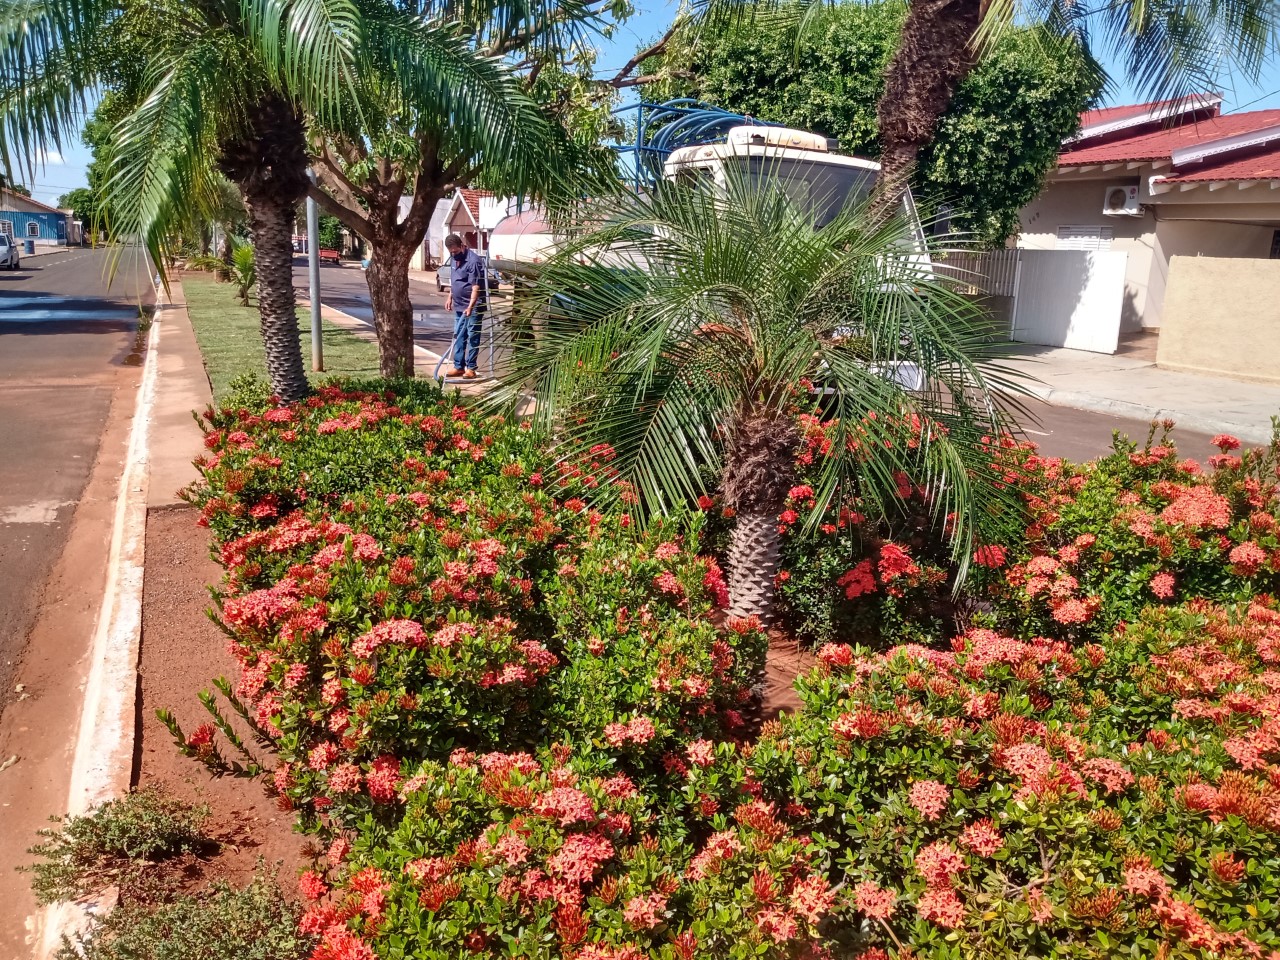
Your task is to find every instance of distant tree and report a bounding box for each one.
[0,175,30,195]
[56,186,95,219]
[653,1,1098,244]
[317,215,343,251]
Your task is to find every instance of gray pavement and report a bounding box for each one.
[0,246,154,712]
[293,259,458,358]
[1002,344,1279,446]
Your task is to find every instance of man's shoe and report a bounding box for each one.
[443,368,464,378]
[463,369,479,380]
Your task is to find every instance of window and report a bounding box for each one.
[1055,226,1114,251]
[1270,229,1280,260]
[0,219,11,238]
[26,220,40,238]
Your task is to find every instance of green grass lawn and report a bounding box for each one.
[182,274,381,400]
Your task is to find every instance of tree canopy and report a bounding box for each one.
[650,1,1100,244]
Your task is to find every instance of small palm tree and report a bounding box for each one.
[230,240,256,306]
[498,169,1028,622]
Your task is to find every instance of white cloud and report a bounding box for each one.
[36,148,65,166]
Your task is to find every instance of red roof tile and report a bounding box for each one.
[1163,144,1280,182]
[1060,109,1280,165]
[458,189,493,221]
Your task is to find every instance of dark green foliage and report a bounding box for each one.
[23,787,209,906]
[660,1,1100,244]
[55,872,313,960]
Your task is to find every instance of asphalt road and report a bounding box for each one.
[294,258,460,359]
[0,246,154,712]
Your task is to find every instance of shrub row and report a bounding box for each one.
[186,383,1280,959]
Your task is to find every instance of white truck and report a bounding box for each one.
[488,124,929,268]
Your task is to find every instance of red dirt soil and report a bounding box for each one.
[138,505,312,894]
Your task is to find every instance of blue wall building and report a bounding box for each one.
[0,188,72,245]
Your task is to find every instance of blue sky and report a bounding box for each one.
[20,1,1280,207]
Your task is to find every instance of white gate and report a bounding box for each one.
[1010,249,1127,354]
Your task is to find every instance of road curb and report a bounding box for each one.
[38,298,162,958]
[1038,388,1273,446]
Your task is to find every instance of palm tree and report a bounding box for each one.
[307,0,619,379]
[870,0,1276,214]
[496,168,1028,622]
[0,0,363,400]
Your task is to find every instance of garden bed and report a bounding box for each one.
[136,504,310,894]
[162,380,1280,960]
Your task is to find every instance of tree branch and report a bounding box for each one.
[609,19,683,88]
[613,69,693,89]
[307,182,372,240]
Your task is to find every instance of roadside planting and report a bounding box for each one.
[173,381,1280,959]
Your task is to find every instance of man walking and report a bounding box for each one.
[443,233,486,379]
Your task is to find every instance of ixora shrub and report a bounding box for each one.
[182,383,765,823]
[303,750,836,960]
[740,600,1280,958]
[760,419,1280,646]
[969,427,1280,639]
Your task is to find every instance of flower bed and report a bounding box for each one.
[184,384,1280,959]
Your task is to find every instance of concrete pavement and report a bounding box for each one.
[1002,344,1279,446]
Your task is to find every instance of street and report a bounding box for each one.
[0,247,154,711]
[296,259,1221,461]
[293,258,460,360]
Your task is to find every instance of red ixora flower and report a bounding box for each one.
[854,880,896,919]
[1150,571,1176,599]
[958,818,1004,857]
[908,780,950,821]
[1229,540,1267,576]
[1212,434,1241,451]
[973,544,1008,568]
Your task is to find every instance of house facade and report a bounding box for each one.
[0,188,74,246]
[1014,94,1280,382]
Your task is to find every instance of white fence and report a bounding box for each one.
[1010,250,1127,354]
[932,249,1020,298]
[934,248,1127,355]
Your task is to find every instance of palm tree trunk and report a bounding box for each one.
[242,189,308,401]
[722,410,800,623]
[364,240,416,379]
[871,0,985,219]
[217,95,311,403]
[727,509,784,621]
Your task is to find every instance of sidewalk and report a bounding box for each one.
[1001,345,1280,446]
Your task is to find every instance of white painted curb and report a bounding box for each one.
[37,302,161,958]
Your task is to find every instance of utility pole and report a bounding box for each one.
[306,172,324,372]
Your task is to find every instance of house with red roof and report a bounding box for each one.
[1014,93,1280,381]
[441,189,507,255]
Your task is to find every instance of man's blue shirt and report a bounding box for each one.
[450,249,487,308]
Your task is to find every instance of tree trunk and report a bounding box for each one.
[217,95,311,403]
[871,0,984,219]
[364,240,416,379]
[727,509,784,622]
[722,410,800,624]
[242,188,308,402]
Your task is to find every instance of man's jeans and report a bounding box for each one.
[453,309,483,371]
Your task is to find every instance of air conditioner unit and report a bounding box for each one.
[1102,185,1142,216]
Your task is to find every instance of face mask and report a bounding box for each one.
[451,249,466,262]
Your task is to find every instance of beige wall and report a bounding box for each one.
[1145,220,1275,328]
[1018,179,1156,331]
[1158,256,1280,383]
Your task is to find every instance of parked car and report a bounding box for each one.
[435,257,502,294]
[0,234,19,270]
